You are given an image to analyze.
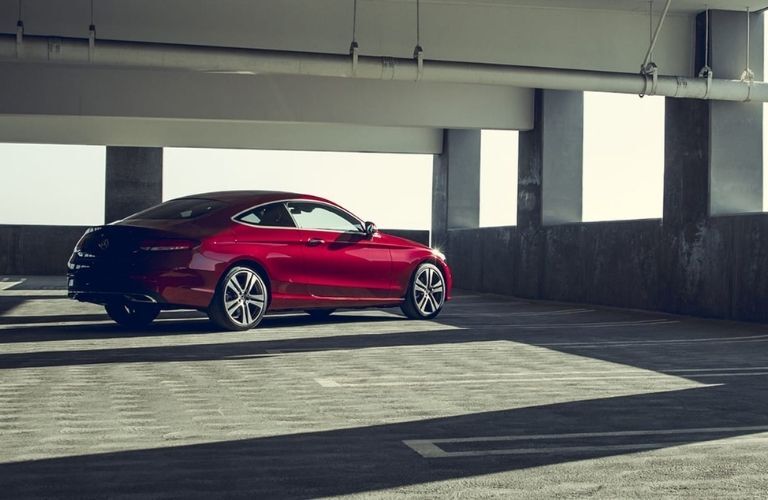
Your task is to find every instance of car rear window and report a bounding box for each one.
[127,198,224,220]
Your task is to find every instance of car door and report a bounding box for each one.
[231,202,310,308]
[285,201,394,300]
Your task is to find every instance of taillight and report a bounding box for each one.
[138,239,198,251]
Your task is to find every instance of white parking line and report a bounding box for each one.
[404,425,768,458]
[314,376,738,388]
[333,366,768,380]
[315,365,768,387]
[440,309,594,318]
[485,319,678,329]
[538,334,768,347]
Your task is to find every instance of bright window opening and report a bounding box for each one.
[163,148,432,230]
[0,143,105,225]
[480,130,518,227]
[763,18,768,211]
[583,92,664,222]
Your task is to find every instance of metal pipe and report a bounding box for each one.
[1,33,767,102]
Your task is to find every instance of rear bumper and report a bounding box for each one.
[67,255,217,309]
[67,271,166,305]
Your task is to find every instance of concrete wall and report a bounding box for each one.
[0,225,87,276]
[0,226,429,275]
[447,214,768,323]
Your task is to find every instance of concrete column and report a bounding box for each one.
[516,89,582,296]
[105,146,163,223]
[431,129,481,249]
[663,98,709,228]
[701,10,764,215]
[517,89,583,229]
[541,90,583,225]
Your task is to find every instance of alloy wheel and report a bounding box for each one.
[224,268,267,327]
[413,265,445,316]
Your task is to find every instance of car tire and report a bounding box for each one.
[105,301,160,328]
[401,262,446,320]
[305,308,336,319]
[208,265,269,331]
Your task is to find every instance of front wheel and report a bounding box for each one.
[105,301,160,328]
[208,266,268,331]
[401,263,446,320]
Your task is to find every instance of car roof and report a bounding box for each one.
[180,191,303,203]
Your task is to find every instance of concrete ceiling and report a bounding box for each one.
[0,0,763,152]
[434,0,768,14]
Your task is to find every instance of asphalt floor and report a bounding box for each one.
[0,276,767,498]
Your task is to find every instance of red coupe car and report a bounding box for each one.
[68,191,452,330]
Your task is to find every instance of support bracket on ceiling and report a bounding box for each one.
[15,20,23,58]
[639,0,672,97]
[88,24,96,63]
[413,44,424,81]
[350,40,359,75]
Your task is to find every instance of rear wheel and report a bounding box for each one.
[105,301,160,328]
[401,263,446,320]
[208,266,268,331]
[305,308,336,319]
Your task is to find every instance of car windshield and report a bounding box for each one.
[127,198,224,220]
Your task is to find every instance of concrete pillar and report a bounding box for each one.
[105,146,163,223]
[700,10,764,215]
[541,90,583,225]
[663,98,709,228]
[517,89,583,229]
[431,129,481,249]
[516,89,583,295]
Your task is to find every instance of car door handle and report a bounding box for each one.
[307,238,325,247]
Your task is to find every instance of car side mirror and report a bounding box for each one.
[364,221,378,238]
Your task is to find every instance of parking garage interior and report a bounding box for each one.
[2,0,768,497]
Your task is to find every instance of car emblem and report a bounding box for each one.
[98,238,110,251]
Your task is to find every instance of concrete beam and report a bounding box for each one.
[0,115,443,154]
[105,147,163,223]
[0,64,534,131]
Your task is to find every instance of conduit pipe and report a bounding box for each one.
[2,33,767,102]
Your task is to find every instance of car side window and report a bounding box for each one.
[285,202,363,232]
[236,202,296,228]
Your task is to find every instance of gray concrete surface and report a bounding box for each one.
[0,225,86,276]
[1,278,767,498]
[706,11,764,216]
[105,146,163,224]
[432,129,481,251]
[541,89,583,225]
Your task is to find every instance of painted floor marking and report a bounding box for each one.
[475,319,679,330]
[538,333,768,348]
[316,365,768,387]
[440,309,594,318]
[404,425,768,458]
[334,366,768,379]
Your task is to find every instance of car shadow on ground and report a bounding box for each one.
[0,310,406,344]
